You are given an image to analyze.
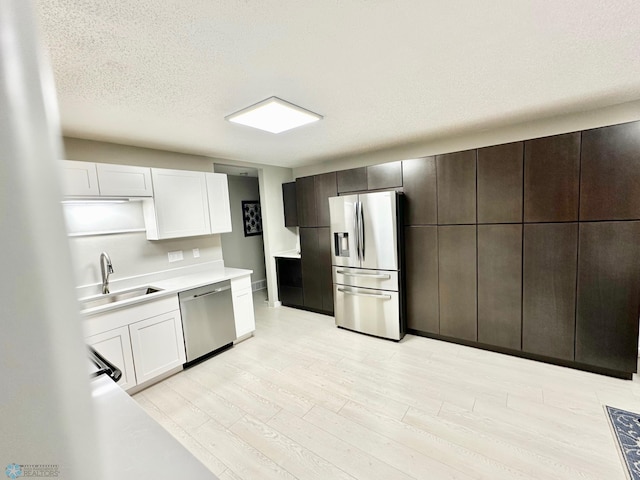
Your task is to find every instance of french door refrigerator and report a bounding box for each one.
[329,191,405,341]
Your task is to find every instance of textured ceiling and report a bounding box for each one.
[36,0,640,168]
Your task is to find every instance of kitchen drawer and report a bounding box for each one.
[334,285,400,340]
[333,266,398,291]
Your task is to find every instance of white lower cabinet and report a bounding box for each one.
[129,310,186,384]
[84,295,185,392]
[231,275,256,338]
[86,326,137,391]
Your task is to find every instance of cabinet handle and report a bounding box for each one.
[337,288,391,299]
[336,270,391,280]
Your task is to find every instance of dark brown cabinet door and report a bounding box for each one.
[580,121,640,221]
[367,161,402,190]
[437,150,476,225]
[522,223,578,361]
[337,167,367,193]
[402,157,437,225]
[405,226,439,334]
[314,172,337,227]
[438,225,477,341]
[576,221,640,373]
[282,182,298,227]
[477,224,522,350]
[296,176,317,227]
[300,227,322,310]
[477,142,523,224]
[318,227,334,314]
[524,133,580,222]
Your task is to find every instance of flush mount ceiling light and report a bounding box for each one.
[226,97,322,134]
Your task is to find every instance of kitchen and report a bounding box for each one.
[4,1,640,479]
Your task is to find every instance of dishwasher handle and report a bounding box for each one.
[182,285,231,301]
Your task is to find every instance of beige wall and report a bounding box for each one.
[293,99,640,178]
[220,176,266,283]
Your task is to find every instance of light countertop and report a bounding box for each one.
[273,250,301,259]
[79,264,252,317]
[91,375,216,479]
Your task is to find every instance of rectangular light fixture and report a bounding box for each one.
[226,96,322,134]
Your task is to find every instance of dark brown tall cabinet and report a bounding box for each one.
[292,174,336,315]
[477,224,522,350]
[522,223,578,361]
[576,221,640,373]
[438,225,477,342]
[400,120,640,378]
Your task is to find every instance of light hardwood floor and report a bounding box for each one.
[134,291,640,479]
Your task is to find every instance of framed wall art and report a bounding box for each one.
[242,200,262,237]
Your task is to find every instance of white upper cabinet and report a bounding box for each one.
[144,168,211,240]
[206,173,232,234]
[96,163,153,197]
[60,160,99,196]
[60,160,152,197]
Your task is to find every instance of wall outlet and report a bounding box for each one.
[192,248,200,258]
[168,250,184,262]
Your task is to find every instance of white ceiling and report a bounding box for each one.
[37,1,640,169]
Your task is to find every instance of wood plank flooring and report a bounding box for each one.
[134,291,640,479]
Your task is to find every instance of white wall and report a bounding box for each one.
[220,175,266,283]
[68,232,222,287]
[258,166,298,306]
[293,99,640,177]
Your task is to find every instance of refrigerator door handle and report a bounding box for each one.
[358,201,365,261]
[337,288,391,300]
[336,270,391,280]
[353,201,360,261]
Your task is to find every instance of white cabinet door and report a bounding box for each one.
[231,276,255,338]
[59,160,99,196]
[96,163,153,197]
[86,326,137,391]
[144,168,211,239]
[206,173,232,234]
[129,310,186,384]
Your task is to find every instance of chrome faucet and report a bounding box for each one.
[100,252,114,294]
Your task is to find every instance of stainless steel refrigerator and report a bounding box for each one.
[329,191,405,341]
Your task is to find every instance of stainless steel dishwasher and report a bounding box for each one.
[179,280,237,365]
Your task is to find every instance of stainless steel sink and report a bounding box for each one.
[79,287,162,310]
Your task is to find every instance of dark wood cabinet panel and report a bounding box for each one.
[580,121,640,221]
[296,176,317,227]
[314,172,337,227]
[300,227,323,310]
[402,157,437,225]
[337,168,367,193]
[576,221,640,373]
[367,161,402,190]
[524,133,580,222]
[477,224,522,350]
[438,225,477,341]
[405,226,439,334]
[522,223,578,361]
[477,142,523,224]
[436,150,476,225]
[318,227,334,314]
[276,257,303,307]
[282,182,298,227]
